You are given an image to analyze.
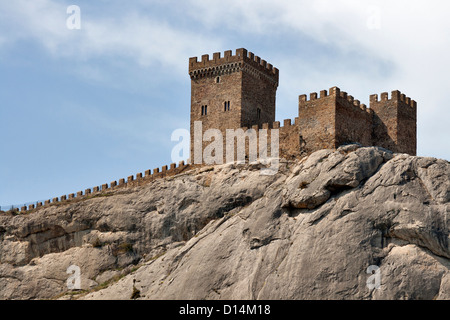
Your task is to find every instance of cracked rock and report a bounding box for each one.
[0,145,448,300]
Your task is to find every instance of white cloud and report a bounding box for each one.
[0,0,221,75]
[184,0,450,81]
[1,0,448,159]
[185,0,450,158]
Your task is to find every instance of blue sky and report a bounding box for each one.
[1,0,449,207]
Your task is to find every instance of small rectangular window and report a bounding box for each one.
[257,108,261,119]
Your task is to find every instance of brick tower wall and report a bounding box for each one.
[191,119,300,165]
[189,67,243,161]
[370,92,398,153]
[278,118,302,160]
[240,52,278,129]
[189,48,417,164]
[397,93,417,156]
[298,88,337,154]
[334,88,372,148]
[189,50,244,161]
[370,90,417,155]
[189,48,279,163]
[298,87,373,155]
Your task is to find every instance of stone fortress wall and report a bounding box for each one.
[189,48,416,163]
[3,48,417,214]
[6,162,191,214]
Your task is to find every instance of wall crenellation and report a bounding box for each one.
[189,48,279,84]
[9,161,191,213]
[190,46,416,163]
[190,48,278,75]
[300,87,411,116]
[297,85,416,154]
[299,87,370,114]
[4,48,417,215]
[370,90,417,108]
[240,117,299,132]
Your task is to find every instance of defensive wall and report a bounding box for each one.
[3,161,191,214]
[2,48,417,215]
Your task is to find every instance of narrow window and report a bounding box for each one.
[205,105,207,115]
[224,101,227,112]
[201,105,204,115]
[216,76,220,83]
[257,108,261,119]
[227,101,230,111]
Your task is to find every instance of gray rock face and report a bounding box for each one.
[0,145,448,300]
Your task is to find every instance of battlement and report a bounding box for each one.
[240,117,299,132]
[3,48,418,215]
[299,87,417,113]
[299,86,371,114]
[7,161,191,214]
[298,86,377,153]
[189,48,279,84]
[224,117,301,161]
[298,86,340,102]
[370,90,417,109]
[369,89,417,155]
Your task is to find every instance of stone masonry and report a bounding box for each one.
[189,48,279,162]
[189,48,417,161]
[4,48,417,214]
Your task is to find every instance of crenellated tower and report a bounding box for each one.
[298,87,416,156]
[188,48,279,160]
[188,48,417,163]
[298,87,373,154]
[3,49,419,215]
[370,90,417,155]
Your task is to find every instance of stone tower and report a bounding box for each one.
[370,90,417,156]
[188,48,279,161]
[298,87,372,155]
[297,87,417,156]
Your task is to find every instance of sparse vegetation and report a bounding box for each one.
[131,280,141,300]
[111,242,134,257]
[299,181,310,189]
[117,242,133,254]
[203,175,212,187]
[92,237,102,248]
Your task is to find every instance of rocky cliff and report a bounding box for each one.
[0,144,449,300]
